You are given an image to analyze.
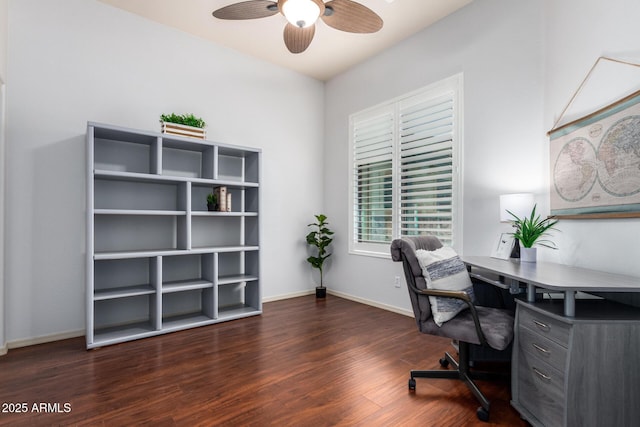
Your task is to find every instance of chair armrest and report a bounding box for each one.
[415,288,488,346]
[416,288,472,302]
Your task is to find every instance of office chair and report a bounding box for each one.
[390,236,514,422]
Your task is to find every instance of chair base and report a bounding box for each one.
[408,343,509,422]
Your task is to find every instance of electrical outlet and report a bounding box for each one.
[394,276,401,288]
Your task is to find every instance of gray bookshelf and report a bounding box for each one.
[86,122,261,349]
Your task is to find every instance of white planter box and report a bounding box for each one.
[160,121,206,140]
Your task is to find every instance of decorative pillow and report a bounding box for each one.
[415,246,475,326]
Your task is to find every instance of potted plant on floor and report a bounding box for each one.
[160,113,207,139]
[507,204,558,262]
[306,214,334,298]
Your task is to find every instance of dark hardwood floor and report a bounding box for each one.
[0,295,526,426]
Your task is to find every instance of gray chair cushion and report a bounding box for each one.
[419,306,514,350]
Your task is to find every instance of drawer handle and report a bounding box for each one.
[532,367,552,382]
[533,319,550,332]
[532,343,550,356]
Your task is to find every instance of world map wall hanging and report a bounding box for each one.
[549,89,640,218]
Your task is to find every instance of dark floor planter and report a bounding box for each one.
[315,287,327,298]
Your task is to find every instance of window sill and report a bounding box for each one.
[349,246,392,259]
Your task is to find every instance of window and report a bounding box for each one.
[349,74,463,257]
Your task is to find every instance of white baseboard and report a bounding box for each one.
[327,289,414,318]
[7,329,84,351]
[0,343,7,356]
[262,289,315,303]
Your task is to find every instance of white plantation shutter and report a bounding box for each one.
[399,93,454,245]
[349,74,462,255]
[353,111,394,244]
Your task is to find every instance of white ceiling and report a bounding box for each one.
[99,0,472,81]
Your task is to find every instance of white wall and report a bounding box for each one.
[4,0,324,344]
[323,0,545,313]
[542,0,640,276]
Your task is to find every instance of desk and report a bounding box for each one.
[462,256,640,316]
[462,256,640,427]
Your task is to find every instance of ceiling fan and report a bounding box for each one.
[212,0,383,54]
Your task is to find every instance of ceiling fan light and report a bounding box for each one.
[282,0,321,28]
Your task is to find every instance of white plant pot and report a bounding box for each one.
[521,247,537,263]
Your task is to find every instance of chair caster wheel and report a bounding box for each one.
[408,378,416,391]
[476,406,489,422]
[439,357,449,368]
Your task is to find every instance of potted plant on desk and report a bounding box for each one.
[507,204,558,262]
[306,214,334,298]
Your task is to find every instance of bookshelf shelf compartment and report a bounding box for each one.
[93,322,158,347]
[162,143,214,180]
[192,216,243,248]
[162,288,215,326]
[217,149,259,184]
[94,257,158,298]
[162,253,214,294]
[87,122,261,348]
[94,138,156,175]
[95,179,184,212]
[217,280,261,320]
[161,313,214,332]
[93,294,159,348]
[191,183,247,214]
[217,304,261,321]
[94,215,184,254]
[218,251,260,279]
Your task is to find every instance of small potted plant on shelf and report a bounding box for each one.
[507,204,559,262]
[306,214,334,298]
[160,113,207,139]
[207,193,218,212]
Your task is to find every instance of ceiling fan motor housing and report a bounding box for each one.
[279,0,326,28]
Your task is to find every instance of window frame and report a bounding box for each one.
[348,74,464,258]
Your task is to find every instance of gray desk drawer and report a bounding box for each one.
[518,345,565,427]
[519,325,568,372]
[519,305,570,346]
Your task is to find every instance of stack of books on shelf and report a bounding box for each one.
[214,186,231,212]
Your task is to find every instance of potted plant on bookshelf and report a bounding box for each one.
[206,193,218,212]
[306,214,334,298]
[507,204,559,262]
[160,113,207,139]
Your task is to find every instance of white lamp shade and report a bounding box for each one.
[282,0,321,28]
[500,193,534,222]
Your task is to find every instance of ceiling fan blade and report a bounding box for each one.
[321,0,383,33]
[283,23,315,54]
[212,1,278,20]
